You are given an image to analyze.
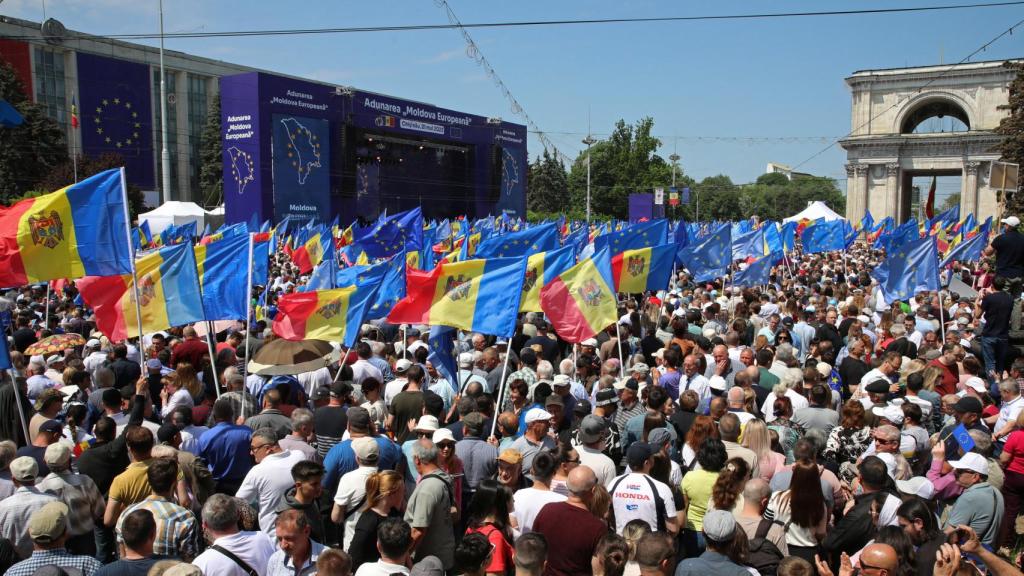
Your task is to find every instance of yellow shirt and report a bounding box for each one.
[680,469,719,531]
[108,461,152,507]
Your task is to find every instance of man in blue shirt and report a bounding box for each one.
[322,406,401,493]
[197,397,254,495]
[674,510,750,576]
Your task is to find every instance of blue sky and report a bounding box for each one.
[4,0,1022,198]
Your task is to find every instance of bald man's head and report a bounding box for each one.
[860,543,898,575]
[566,465,597,498]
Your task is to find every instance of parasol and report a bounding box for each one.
[247,338,338,376]
[25,333,86,356]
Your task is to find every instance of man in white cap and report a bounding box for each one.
[986,215,1024,294]
[332,436,378,551]
[83,338,108,378]
[510,407,556,474]
[674,509,749,576]
[945,452,1004,547]
[384,358,412,407]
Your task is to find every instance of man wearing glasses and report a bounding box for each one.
[236,429,306,542]
[944,452,1005,549]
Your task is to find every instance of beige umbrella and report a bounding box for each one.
[246,338,338,376]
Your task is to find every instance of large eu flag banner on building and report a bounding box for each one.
[76,53,154,188]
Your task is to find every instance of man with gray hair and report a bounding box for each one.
[770,343,797,381]
[988,378,1023,444]
[405,441,455,570]
[236,429,307,541]
[37,443,104,556]
[0,439,16,499]
[279,408,317,462]
[0,456,59,558]
[212,373,258,426]
[192,494,275,576]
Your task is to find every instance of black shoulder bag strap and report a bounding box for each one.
[211,545,259,576]
[641,475,668,532]
[754,518,774,540]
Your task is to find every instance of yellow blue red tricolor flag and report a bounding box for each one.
[0,168,132,288]
[610,244,675,293]
[520,245,576,313]
[388,257,526,337]
[540,248,618,343]
[76,243,204,342]
[273,284,380,346]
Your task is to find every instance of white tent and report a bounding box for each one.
[138,201,210,234]
[783,201,844,223]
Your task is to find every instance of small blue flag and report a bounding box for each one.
[952,423,975,452]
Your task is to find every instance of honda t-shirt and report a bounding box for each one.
[609,472,677,533]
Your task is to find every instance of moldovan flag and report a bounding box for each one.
[76,243,204,342]
[272,284,380,346]
[292,230,330,274]
[0,168,132,288]
[520,245,576,313]
[611,244,675,293]
[388,257,526,338]
[540,248,618,344]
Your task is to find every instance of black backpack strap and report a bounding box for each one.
[211,544,259,576]
[641,475,668,532]
[754,518,775,540]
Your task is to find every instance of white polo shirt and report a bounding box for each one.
[235,449,308,541]
[608,472,677,533]
[192,530,275,576]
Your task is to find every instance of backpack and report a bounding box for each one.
[747,518,785,576]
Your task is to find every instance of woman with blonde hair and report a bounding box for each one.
[742,419,785,481]
[172,362,204,403]
[347,470,405,569]
[621,519,652,576]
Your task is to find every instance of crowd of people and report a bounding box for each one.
[1,216,1024,576]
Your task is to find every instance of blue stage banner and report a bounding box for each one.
[221,73,265,225]
[272,113,331,223]
[76,53,154,188]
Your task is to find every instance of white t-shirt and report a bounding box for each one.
[608,472,677,533]
[995,395,1024,435]
[384,378,407,407]
[192,530,275,576]
[335,465,378,551]
[762,390,809,423]
[512,487,566,533]
[354,561,411,576]
[576,445,617,488]
[235,449,308,541]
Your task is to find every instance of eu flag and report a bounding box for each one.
[733,251,781,288]
[800,220,846,253]
[871,236,940,302]
[732,228,766,260]
[594,220,669,256]
[428,325,459,394]
[677,223,731,282]
[475,222,559,259]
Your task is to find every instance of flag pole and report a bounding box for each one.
[118,168,146,370]
[204,322,221,397]
[332,348,349,383]
[44,284,50,330]
[615,323,626,378]
[243,233,254,384]
[489,334,514,439]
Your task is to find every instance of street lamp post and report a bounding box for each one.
[669,153,680,219]
[582,134,597,222]
[158,0,171,204]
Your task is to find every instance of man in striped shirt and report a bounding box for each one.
[115,458,199,561]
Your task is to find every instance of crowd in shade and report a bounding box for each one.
[4,211,1024,576]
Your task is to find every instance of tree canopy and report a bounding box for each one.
[995,61,1024,214]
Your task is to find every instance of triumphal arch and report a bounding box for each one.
[840,60,1020,224]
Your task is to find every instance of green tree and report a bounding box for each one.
[33,153,146,218]
[0,57,68,202]
[527,149,568,213]
[941,192,961,212]
[756,172,791,186]
[995,61,1024,214]
[199,95,223,208]
[567,118,676,219]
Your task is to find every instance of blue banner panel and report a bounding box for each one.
[221,73,265,225]
[272,113,331,223]
[76,52,154,188]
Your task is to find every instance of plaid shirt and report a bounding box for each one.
[0,486,59,559]
[5,548,102,576]
[116,495,199,560]
[37,471,105,536]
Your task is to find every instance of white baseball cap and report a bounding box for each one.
[948,452,989,475]
[895,476,935,499]
[965,377,987,394]
[525,407,553,424]
[1002,216,1021,227]
[872,405,904,425]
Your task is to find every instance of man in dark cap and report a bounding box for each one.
[861,379,891,428]
[939,396,988,468]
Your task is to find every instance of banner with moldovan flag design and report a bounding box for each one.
[272,284,381,346]
[388,257,526,338]
[520,245,577,313]
[76,243,204,342]
[0,168,133,289]
[610,244,675,293]
[540,248,618,344]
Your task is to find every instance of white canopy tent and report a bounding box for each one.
[783,201,845,223]
[138,201,212,235]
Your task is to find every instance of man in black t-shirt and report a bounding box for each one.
[988,216,1024,296]
[978,276,1014,384]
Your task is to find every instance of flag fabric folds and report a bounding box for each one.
[474,223,559,259]
[611,244,675,293]
[272,284,379,346]
[732,228,766,260]
[941,220,990,268]
[800,220,846,253]
[520,245,577,313]
[540,248,618,344]
[194,233,250,320]
[677,224,731,283]
[76,243,204,342]
[593,220,668,256]
[0,168,132,288]
[733,252,781,288]
[428,325,459,393]
[871,236,941,303]
[291,230,332,275]
[388,257,526,338]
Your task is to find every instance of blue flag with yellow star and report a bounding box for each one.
[593,220,669,257]
[871,235,940,302]
[677,223,731,282]
[475,222,559,259]
[355,207,424,258]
